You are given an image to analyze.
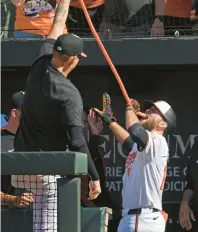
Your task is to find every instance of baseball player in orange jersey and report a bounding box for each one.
[93,93,177,232]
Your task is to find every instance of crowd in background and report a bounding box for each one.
[1,0,198,39]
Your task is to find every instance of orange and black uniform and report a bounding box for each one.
[14,0,104,36]
[15,0,59,36]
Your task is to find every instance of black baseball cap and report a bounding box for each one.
[8,91,25,112]
[54,33,87,58]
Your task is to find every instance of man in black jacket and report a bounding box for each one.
[12,1,100,231]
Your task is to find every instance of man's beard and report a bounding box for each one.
[141,118,156,131]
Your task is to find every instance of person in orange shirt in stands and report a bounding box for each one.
[14,0,59,38]
[151,0,192,37]
[13,0,104,38]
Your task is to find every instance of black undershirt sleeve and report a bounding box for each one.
[37,38,55,58]
[88,135,106,186]
[128,123,148,150]
[67,126,99,181]
[122,136,134,155]
[122,123,148,153]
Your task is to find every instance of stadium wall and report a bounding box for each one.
[1,65,198,232]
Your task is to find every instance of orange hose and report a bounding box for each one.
[78,0,131,104]
[78,0,147,118]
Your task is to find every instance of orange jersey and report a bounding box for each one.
[14,0,104,36]
[15,0,60,35]
[165,0,191,18]
[70,0,104,9]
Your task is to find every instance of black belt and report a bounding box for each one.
[128,208,159,215]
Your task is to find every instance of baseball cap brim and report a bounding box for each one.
[81,52,87,58]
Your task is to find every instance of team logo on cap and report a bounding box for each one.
[57,46,62,51]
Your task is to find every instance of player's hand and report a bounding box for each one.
[88,180,101,200]
[126,99,140,113]
[179,200,196,230]
[12,193,34,208]
[151,18,164,37]
[93,93,116,125]
[88,109,103,135]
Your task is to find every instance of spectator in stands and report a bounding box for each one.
[179,139,198,232]
[1,91,34,208]
[13,0,104,38]
[13,0,60,38]
[151,0,192,37]
[99,0,154,38]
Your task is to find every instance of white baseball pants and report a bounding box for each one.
[118,208,167,232]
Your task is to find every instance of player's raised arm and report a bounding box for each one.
[125,101,148,151]
[125,100,140,130]
[93,93,135,155]
[48,0,71,40]
[93,93,148,152]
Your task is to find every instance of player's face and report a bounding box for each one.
[140,106,164,131]
[81,111,89,138]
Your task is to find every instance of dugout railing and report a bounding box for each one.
[1,151,111,232]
